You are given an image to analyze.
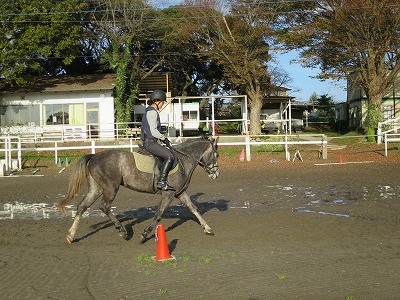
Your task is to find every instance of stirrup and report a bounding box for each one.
[157,181,175,191]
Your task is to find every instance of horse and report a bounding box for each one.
[56,136,219,244]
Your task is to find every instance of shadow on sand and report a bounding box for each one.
[75,193,229,243]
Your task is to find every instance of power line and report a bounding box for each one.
[1,0,398,20]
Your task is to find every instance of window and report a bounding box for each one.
[0,105,40,126]
[182,110,198,121]
[382,106,393,120]
[43,104,84,125]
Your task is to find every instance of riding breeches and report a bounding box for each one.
[142,138,176,163]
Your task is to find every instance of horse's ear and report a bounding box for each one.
[209,136,218,145]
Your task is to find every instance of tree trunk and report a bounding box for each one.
[364,74,385,129]
[248,91,264,135]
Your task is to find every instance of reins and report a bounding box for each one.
[168,140,218,175]
[168,145,204,165]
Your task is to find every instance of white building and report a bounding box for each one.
[0,74,115,139]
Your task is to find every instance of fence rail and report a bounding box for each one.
[377,117,400,144]
[384,133,400,157]
[0,136,22,173]
[0,134,328,172]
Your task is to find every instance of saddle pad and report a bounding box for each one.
[133,152,178,175]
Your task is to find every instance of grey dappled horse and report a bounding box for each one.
[56,137,219,244]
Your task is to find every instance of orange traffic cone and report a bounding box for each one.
[339,155,343,164]
[239,148,245,162]
[155,224,174,261]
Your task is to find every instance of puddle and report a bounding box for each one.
[0,200,226,220]
[267,184,400,218]
[0,202,106,220]
[292,207,350,218]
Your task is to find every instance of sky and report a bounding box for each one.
[275,50,347,103]
[159,1,348,104]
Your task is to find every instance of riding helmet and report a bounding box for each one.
[149,90,167,102]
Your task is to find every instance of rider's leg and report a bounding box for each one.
[157,156,175,191]
[143,139,176,191]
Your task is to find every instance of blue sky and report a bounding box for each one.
[276,50,347,103]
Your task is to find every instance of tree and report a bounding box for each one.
[88,0,163,124]
[316,94,334,118]
[0,0,91,86]
[280,0,400,130]
[182,0,287,134]
[153,6,225,97]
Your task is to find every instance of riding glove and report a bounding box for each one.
[163,138,172,148]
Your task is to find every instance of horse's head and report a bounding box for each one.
[199,137,220,179]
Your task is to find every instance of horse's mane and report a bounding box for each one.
[174,137,211,151]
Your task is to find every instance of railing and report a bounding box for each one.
[0,136,22,172]
[0,133,328,173]
[216,134,327,161]
[383,133,400,157]
[377,117,400,144]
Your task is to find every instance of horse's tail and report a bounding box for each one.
[56,154,93,214]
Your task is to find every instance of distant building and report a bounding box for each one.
[0,74,116,139]
[347,75,400,128]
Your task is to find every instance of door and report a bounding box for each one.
[87,103,99,138]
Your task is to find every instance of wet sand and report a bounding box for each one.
[1,148,400,299]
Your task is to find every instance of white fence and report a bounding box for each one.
[0,134,327,172]
[0,136,22,173]
[377,118,400,157]
[383,133,400,157]
[377,117,400,144]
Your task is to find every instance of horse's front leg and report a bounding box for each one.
[140,191,174,243]
[177,191,214,236]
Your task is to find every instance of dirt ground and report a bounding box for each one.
[1,144,400,299]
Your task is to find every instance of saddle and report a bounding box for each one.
[133,145,179,175]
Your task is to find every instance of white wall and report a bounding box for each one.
[0,90,115,139]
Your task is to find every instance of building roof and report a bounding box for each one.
[0,73,116,94]
[0,72,177,95]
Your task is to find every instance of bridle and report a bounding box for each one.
[199,147,219,175]
[169,140,219,176]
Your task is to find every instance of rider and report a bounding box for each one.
[141,90,176,191]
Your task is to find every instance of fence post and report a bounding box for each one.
[384,133,388,157]
[285,134,290,161]
[54,141,58,165]
[245,133,251,161]
[322,135,328,159]
[377,122,382,144]
[91,140,96,154]
[7,138,12,169]
[16,137,22,170]
[4,138,9,170]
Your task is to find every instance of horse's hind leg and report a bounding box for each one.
[177,191,214,235]
[67,178,102,244]
[140,192,174,243]
[98,187,128,240]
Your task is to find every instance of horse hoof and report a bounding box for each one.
[139,234,147,244]
[205,230,214,236]
[66,235,74,244]
[119,231,128,240]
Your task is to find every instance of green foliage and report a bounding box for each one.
[364,104,383,131]
[277,274,286,280]
[136,252,155,264]
[279,0,400,110]
[0,0,90,85]
[366,127,375,143]
[102,39,139,124]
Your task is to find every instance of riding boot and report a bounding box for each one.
[157,157,175,191]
